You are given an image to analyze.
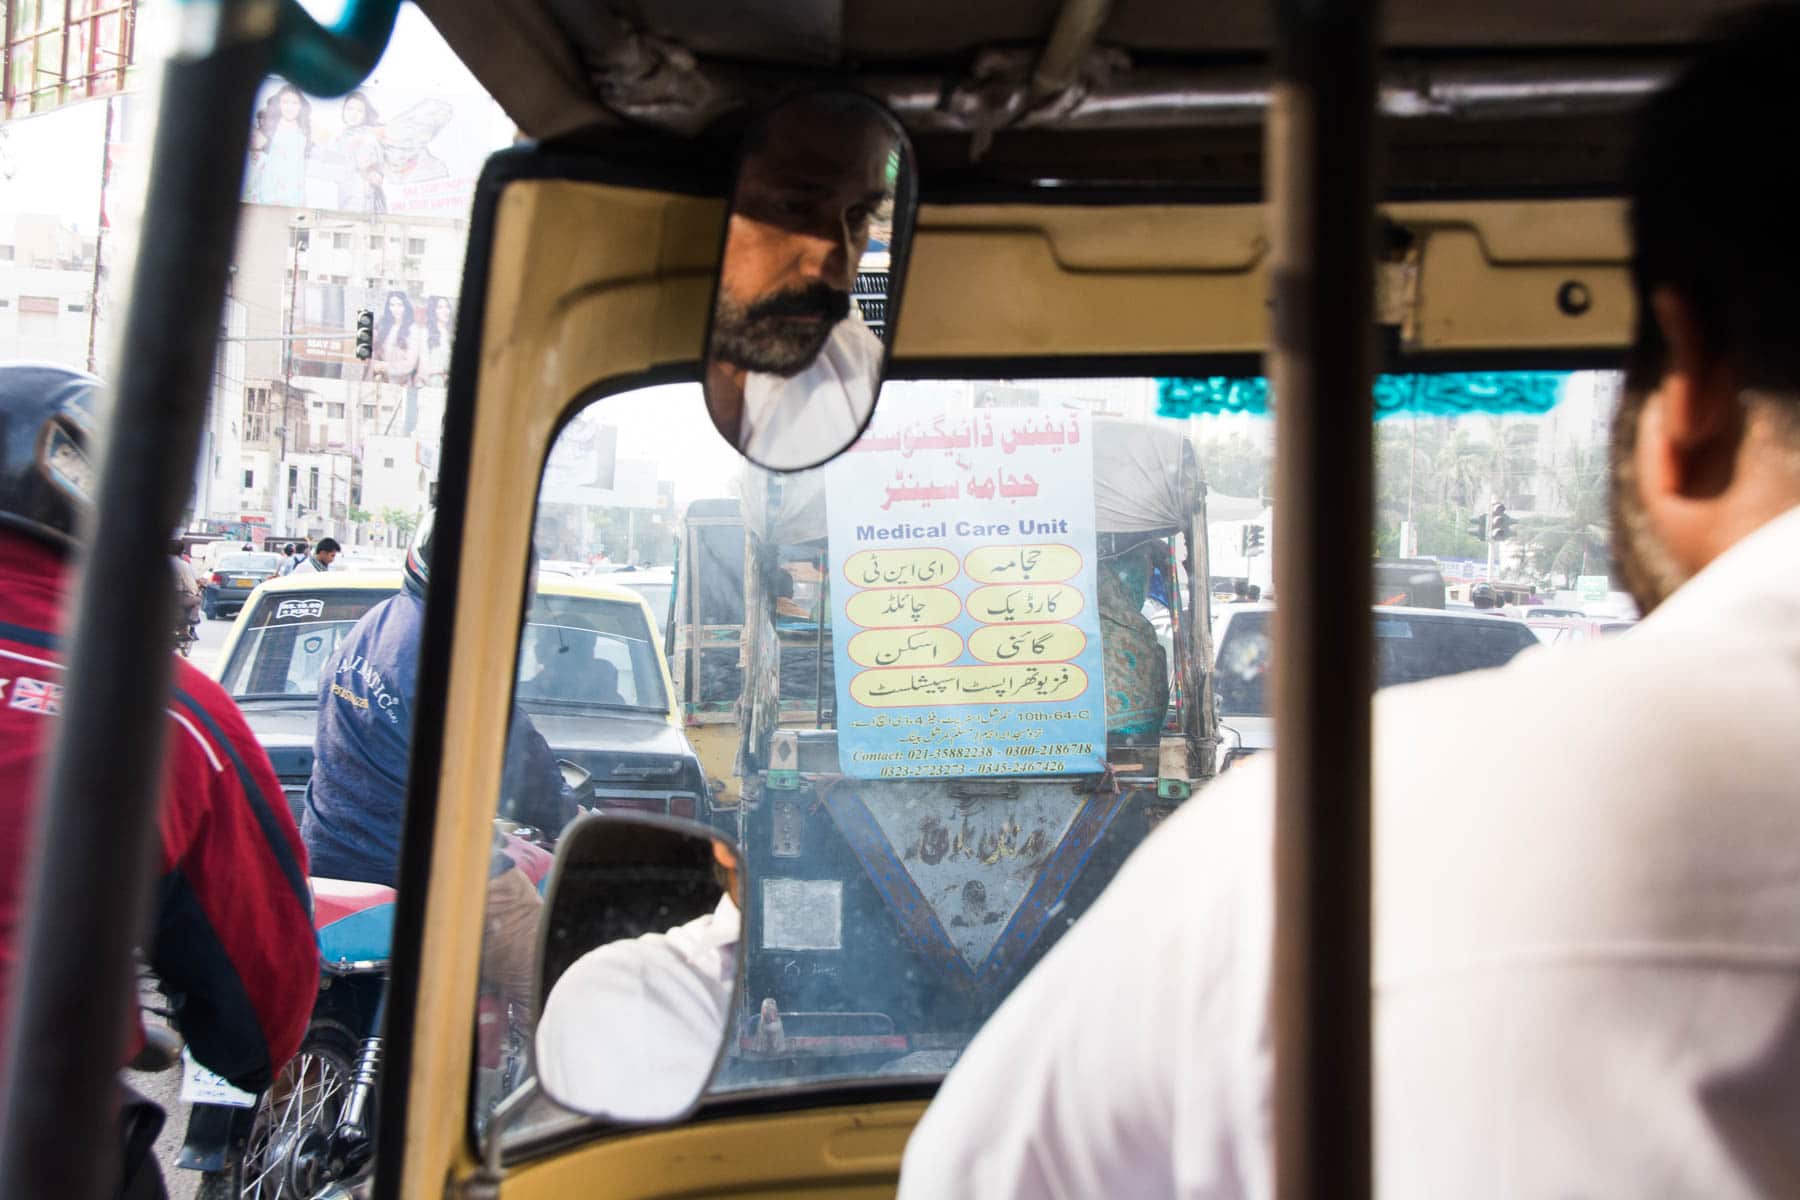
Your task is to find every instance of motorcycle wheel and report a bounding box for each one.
[222,1020,359,1199]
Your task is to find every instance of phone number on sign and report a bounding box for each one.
[878,760,1069,779]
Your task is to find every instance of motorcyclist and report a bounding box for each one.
[300,511,577,1008]
[0,365,316,1194]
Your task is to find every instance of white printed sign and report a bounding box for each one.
[179,1047,258,1108]
[825,409,1107,779]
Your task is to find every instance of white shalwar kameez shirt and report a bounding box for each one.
[738,312,883,472]
[902,505,1800,1199]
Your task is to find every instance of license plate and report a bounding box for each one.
[179,1047,258,1107]
[232,577,255,588]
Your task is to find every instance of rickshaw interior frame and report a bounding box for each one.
[355,115,1638,1196]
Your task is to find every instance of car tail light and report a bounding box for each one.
[211,572,226,585]
[595,795,662,814]
[669,796,697,819]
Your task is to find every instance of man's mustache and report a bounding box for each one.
[744,284,851,323]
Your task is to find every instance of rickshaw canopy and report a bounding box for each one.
[735,416,1205,546]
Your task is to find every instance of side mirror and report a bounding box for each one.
[556,758,592,793]
[702,91,918,473]
[533,812,743,1123]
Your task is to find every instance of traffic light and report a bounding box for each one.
[354,309,375,360]
[1245,523,1265,557]
[1467,511,1487,542]
[1490,503,1516,542]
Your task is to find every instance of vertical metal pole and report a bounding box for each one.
[85,93,114,375]
[814,556,828,727]
[3,9,13,117]
[1266,0,1379,1196]
[59,0,73,105]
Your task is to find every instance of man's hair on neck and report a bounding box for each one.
[1627,2,1800,411]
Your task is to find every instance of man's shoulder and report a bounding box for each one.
[558,931,678,996]
[169,660,261,753]
[832,313,885,364]
[1376,624,1728,739]
[171,658,233,715]
[345,592,417,643]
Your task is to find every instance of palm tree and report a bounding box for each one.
[1520,443,1610,588]
[1433,425,1488,510]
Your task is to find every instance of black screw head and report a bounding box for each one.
[1557,280,1592,316]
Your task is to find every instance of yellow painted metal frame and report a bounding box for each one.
[398,180,1629,1198]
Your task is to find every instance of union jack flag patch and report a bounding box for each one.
[10,677,63,716]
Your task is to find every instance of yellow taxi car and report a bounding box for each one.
[215,568,706,826]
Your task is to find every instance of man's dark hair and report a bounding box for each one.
[315,537,341,555]
[1627,3,1800,396]
[283,543,296,556]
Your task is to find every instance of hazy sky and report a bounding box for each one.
[0,6,491,239]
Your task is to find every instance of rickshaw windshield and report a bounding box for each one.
[495,366,1625,1148]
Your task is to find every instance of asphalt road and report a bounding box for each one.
[131,612,247,1199]
[185,611,233,677]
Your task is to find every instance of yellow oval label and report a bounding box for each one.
[849,664,1090,708]
[964,583,1085,625]
[841,548,959,589]
[843,587,962,629]
[967,622,1086,665]
[846,627,965,669]
[963,543,1082,585]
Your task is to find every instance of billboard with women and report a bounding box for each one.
[242,80,512,217]
[292,286,456,387]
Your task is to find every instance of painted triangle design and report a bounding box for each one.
[824,782,1132,994]
[862,790,1084,969]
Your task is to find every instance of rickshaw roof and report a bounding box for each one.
[738,415,1203,546]
[416,0,1726,189]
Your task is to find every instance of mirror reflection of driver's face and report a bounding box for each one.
[712,103,897,378]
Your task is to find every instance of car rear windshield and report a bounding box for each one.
[220,588,397,699]
[217,553,282,572]
[517,594,669,713]
[1216,610,1541,716]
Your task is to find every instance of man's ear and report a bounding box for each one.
[1648,285,1740,497]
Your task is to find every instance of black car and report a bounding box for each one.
[202,551,286,619]
[1213,603,1542,769]
[215,573,708,827]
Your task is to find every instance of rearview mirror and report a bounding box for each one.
[703,91,917,473]
[533,813,743,1123]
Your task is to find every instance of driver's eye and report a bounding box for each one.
[845,205,872,230]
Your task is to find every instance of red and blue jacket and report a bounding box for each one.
[0,535,316,1092]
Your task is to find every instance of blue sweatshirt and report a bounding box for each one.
[302,582,575,885]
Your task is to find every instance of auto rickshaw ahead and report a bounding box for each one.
[668,406,1219,1075]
